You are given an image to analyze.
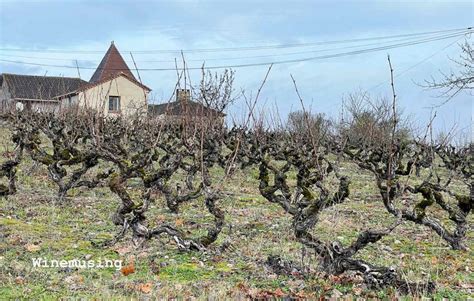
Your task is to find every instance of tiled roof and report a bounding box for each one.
[1,44,150,101]
[148,100,225,117]
[90,42,137,83]
[1,73,88,100]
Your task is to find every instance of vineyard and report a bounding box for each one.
[0,99,472,299]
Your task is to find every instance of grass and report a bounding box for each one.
[0,127,473,299]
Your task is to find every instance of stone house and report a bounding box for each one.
[0,42,151,116]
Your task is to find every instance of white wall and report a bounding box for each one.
[77,75,148,116]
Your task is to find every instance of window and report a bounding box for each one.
[109,96,120,112]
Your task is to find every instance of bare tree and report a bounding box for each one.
[423,39,474,103]
[287,110,331,142]
[197,68,238,113]
[339,91,412,148]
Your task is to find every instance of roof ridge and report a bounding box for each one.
[1,73,86,81]
[89,43,136,83]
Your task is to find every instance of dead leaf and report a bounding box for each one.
[15,276,25,285]
[121,262,135,276]
[65,274,84,285]
[8,235,22,245]
[137,282,153,294]
[175,218,184,227]
[291,270,302,277]
[459,283,474,289]
[237,282,250,295]
[329,275,342,283]
[273,288,285,297]
[114,245,133,256]
[293,290,308,299]
[25,243,41,252]
[352,286,363,296]
[155,214,167,223]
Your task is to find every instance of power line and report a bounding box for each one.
[0,27,470,54]
[367,37,465,92]
[0,31,469,72]
[0,31,467,64]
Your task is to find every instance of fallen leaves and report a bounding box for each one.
[175,218,184,227]
[8,235,23,245]
[352,285,363,296]
[64,274,84,285]
[25,243,41,252]
[234,283,308,300]
[329,273,363,285]
[120,281,154,294]
[120,262,135,276]
[458,281,474,289]
[273,288,285,297]
[252,289,285,299]
[15,276,25,285]
[113,245,133,256]
[137,282,153,294]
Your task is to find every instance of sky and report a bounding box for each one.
[0,0,472,140]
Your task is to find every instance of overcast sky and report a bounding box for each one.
[0,0,472,139]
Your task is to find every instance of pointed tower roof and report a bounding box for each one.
[90,42,137,83]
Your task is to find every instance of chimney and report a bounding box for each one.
[176,89,191,103]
